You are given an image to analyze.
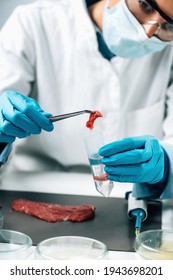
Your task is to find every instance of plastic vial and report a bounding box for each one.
[84,129,114,197]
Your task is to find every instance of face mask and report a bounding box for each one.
[102,0,170,58]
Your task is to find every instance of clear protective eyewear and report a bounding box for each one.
[136,0,173,41]
[143,20,173,41]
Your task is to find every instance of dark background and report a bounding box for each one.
[0,190,161,251]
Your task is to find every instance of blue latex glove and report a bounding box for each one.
[99,135,168,184]
[0,91,54,143]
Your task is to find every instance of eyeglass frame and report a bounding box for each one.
[142,20,166,35]
[134,0,173,41]
[145,0,173,24]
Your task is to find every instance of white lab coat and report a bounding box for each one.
[0,0,173,198]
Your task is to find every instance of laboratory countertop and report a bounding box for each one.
[1,169,173,260]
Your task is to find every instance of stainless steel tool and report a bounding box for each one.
[49,110,93,122]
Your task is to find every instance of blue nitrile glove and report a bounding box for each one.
[0,91,54,143]
[99,135,169,185]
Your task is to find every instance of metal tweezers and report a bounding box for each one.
[49,110,93,122]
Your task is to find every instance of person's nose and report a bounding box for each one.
[142,22,159,37]
[142,14,165,38]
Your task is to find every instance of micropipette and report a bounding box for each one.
[126,192,147,236]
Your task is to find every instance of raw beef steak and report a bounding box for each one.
[11,199,95,223]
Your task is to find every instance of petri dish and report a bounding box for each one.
[0,229,33,259]
[135,229,173,260]
[36,235,108,260]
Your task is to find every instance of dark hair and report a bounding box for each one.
[86,0,101,8]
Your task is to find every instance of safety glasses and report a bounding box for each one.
[142,0,173,41]
[135,0,173,41]
[145,0,173,24]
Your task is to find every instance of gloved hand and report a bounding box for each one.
[0,91,54,143]
[99,135,169,185]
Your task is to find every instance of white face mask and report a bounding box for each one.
[102,0,170,58]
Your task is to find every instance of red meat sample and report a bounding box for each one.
[86,111,103,130]
[11,199,95,223]
[94,173,108,181]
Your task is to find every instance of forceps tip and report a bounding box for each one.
[85,110,94,113]
[49,109,94,122]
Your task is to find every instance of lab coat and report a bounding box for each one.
[0,0,173,199]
